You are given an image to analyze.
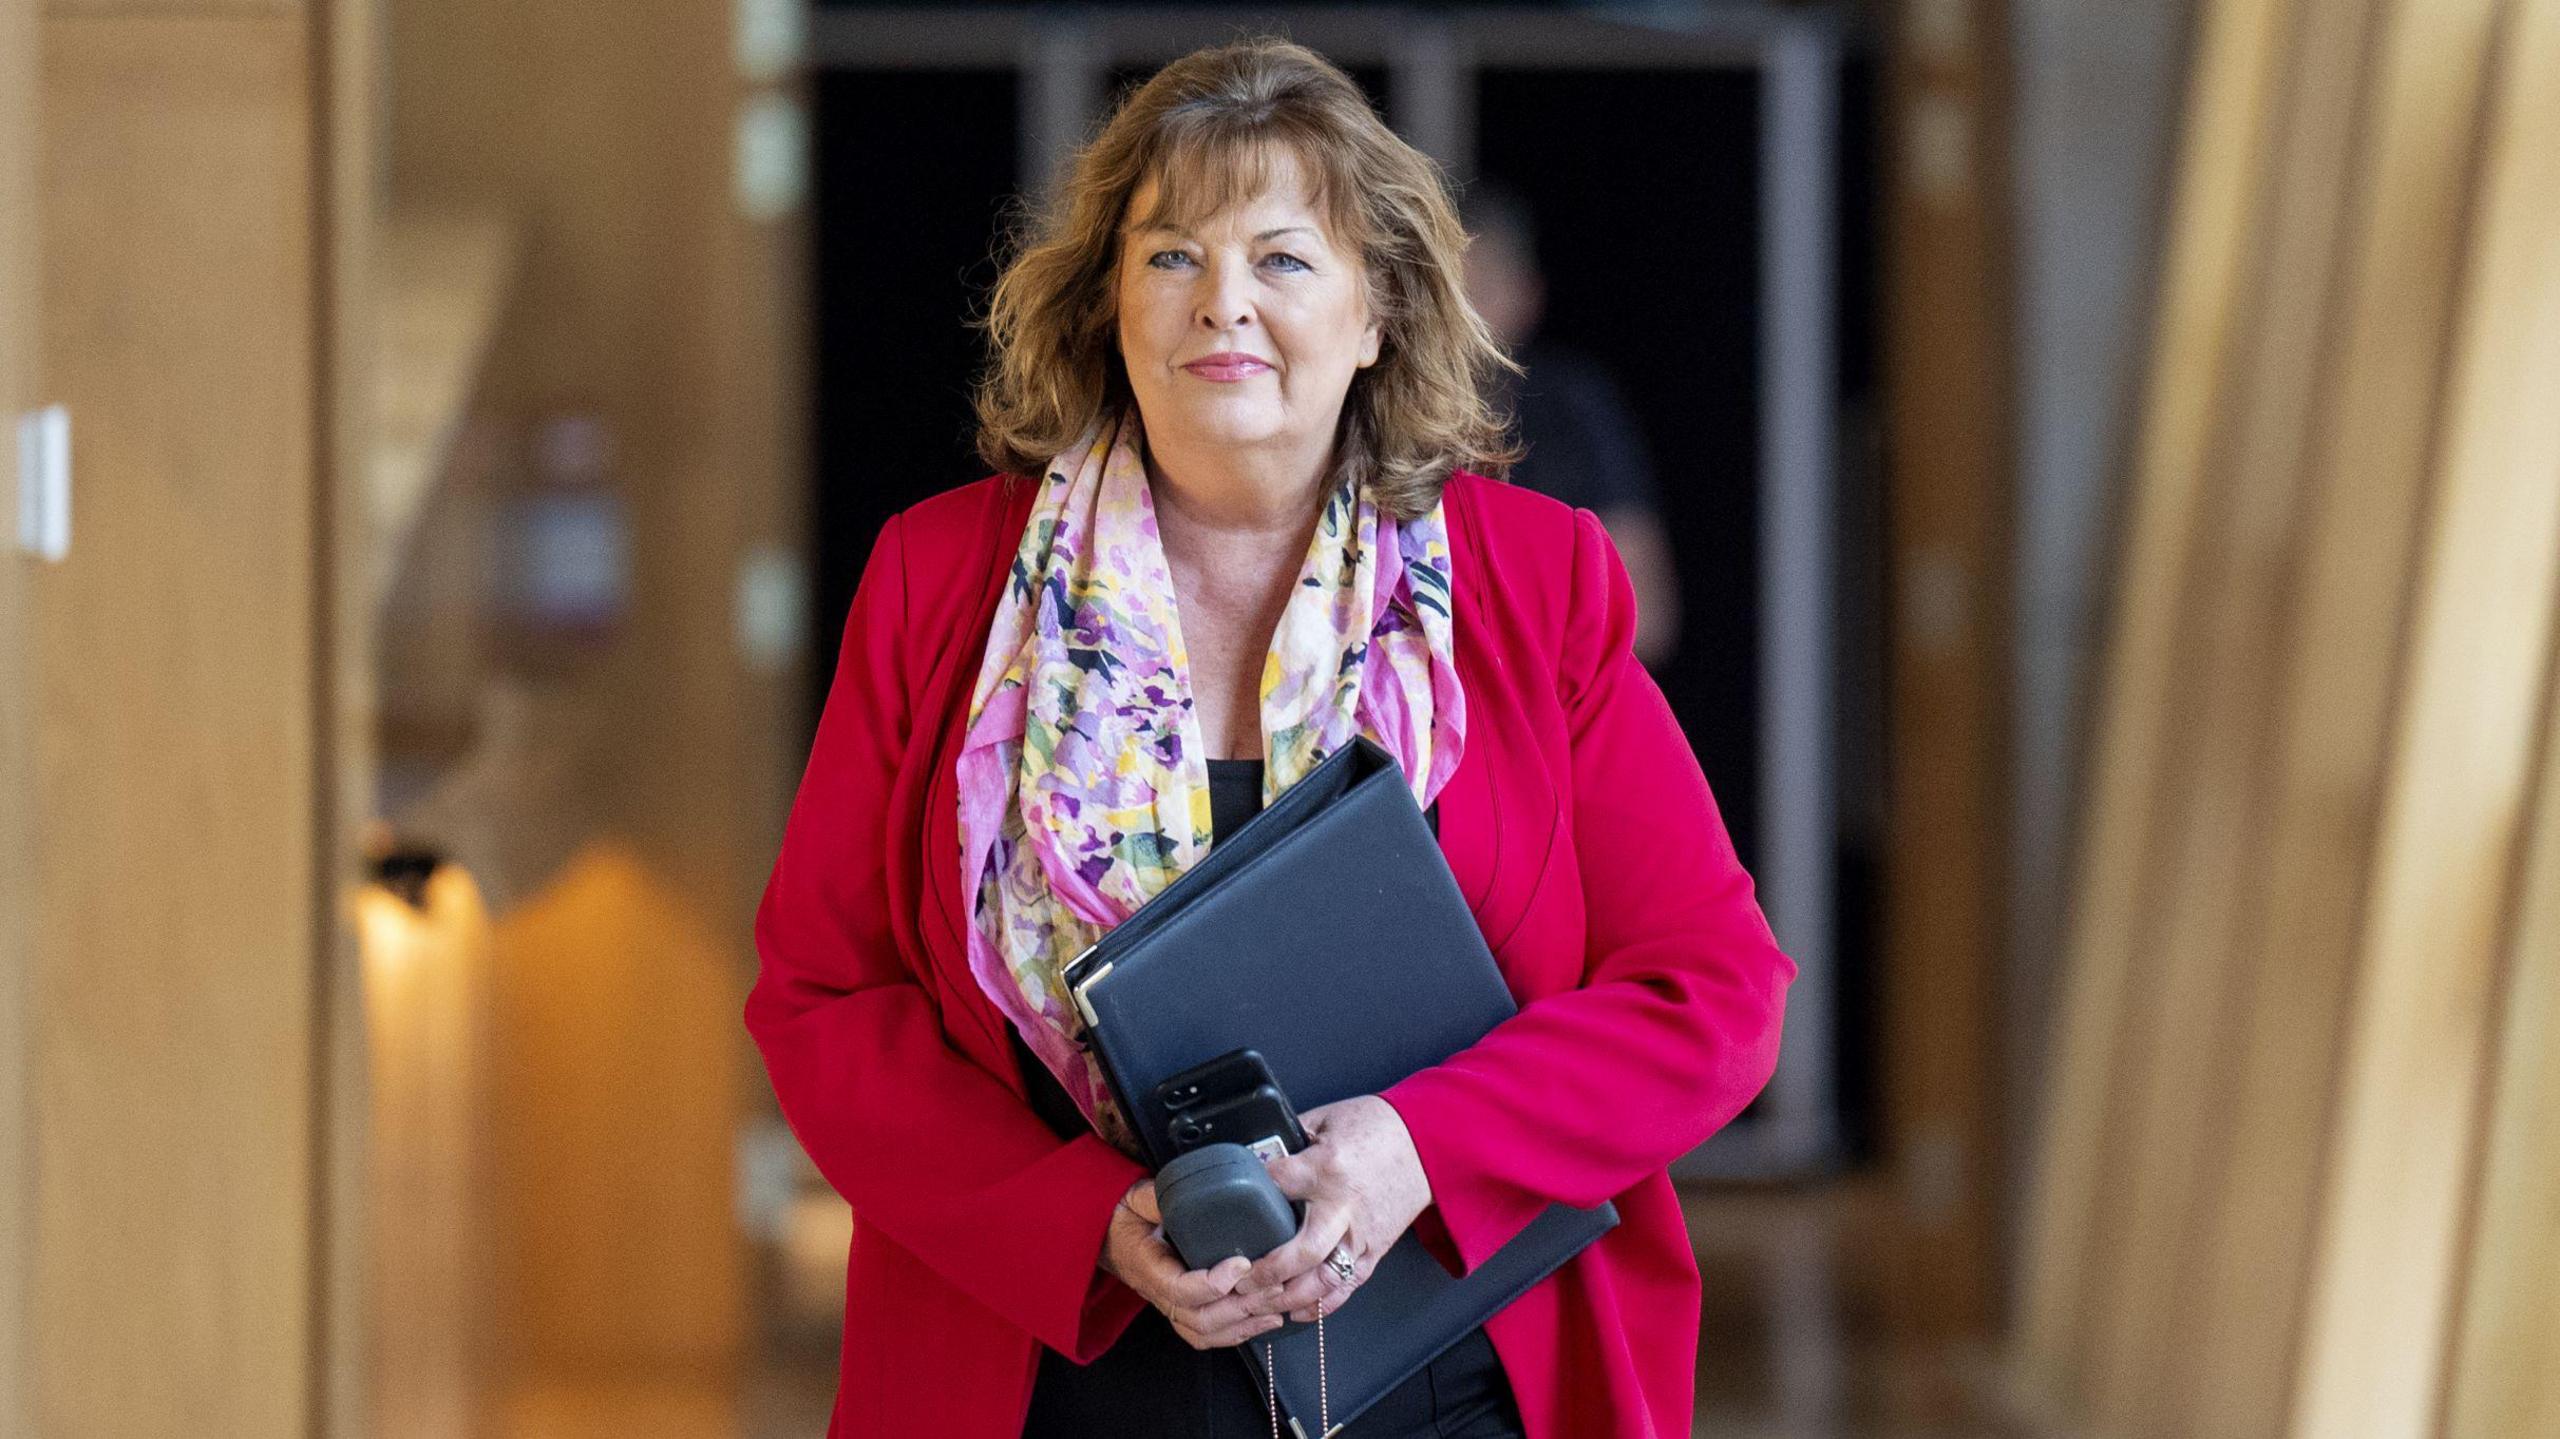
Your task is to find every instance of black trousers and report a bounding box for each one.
[1020,1304,1526,1438]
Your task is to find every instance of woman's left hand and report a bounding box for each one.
[1235,1095,1432,1322]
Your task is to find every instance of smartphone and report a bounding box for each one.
[1155,1049,1307,1162]
[1156,1047,1277,1113]
[1167,1083,1308,1162]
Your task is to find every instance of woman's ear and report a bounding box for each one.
[1357,317,1383,369]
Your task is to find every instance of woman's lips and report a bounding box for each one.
[1180,356,1272,382]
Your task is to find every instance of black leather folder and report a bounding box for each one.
[1064,735,1619,1437]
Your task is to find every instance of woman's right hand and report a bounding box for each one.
[1100,1179,1289,1350]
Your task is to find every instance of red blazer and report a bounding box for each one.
[747,468,1795,1438]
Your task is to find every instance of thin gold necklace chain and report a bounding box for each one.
[1262,1301,1328,1439]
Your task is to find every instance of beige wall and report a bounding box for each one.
[382,0,802,1393]
[386,0,801,943]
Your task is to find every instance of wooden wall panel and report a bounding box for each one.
[2175,1,2504,1432]
[318,0,379,1427]
[30,13,320,1434]
[2075,0,2380,1424]
[2010,0,2292,1408]
[2440,595,2560,1437]
[2288,0,2560,1429]
[362,867,495,1439]
[45,0,305,15]
[1,0,39,1429]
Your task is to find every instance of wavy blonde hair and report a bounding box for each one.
[971,36,1523,520]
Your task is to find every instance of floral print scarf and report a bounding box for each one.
[954,403,1466,1156]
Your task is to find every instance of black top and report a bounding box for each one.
[1012,759,1517,1438]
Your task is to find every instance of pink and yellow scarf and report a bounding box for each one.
[954,404,1466,1156]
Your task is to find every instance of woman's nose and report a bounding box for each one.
[1195,297,1252,330]
[1195,257,1254,329]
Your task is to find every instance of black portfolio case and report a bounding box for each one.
[1065,735,1618,1437]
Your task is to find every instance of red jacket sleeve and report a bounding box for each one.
[744,510,1150,1360]
[1382,506,1797,1274]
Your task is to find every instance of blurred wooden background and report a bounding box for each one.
[2015,1,2560,1435]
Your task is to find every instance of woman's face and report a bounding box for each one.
[1114,147,1382,470]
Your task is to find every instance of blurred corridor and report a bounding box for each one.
[6,2,2558,1436]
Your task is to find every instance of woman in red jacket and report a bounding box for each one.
[746,35,1795,1439]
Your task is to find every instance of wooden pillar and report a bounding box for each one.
[2174,2,2503,1432]
[1877,0,2015,1341]
[1,0,41,1429]
[2287,2,2560,1427]
[14,0,368,1430]
[2441,561,2560,1438]
[2012,2,2560,1433]
[2076,0,2381,1421]
[318,0,380,1428]
[2010,0,2292,1411]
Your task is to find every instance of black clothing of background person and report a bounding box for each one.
[1490,339,1662,518]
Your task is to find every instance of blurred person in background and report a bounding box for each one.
[745,36,1792,1439]
[1461,178,1683,667]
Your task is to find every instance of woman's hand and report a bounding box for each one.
[1235,1095,1432,1323]
[1100,1178,1290,1350]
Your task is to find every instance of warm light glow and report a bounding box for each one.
[356,861,490,987]
[355,855,494,1439]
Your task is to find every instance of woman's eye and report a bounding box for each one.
[1143,250,1308,272]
